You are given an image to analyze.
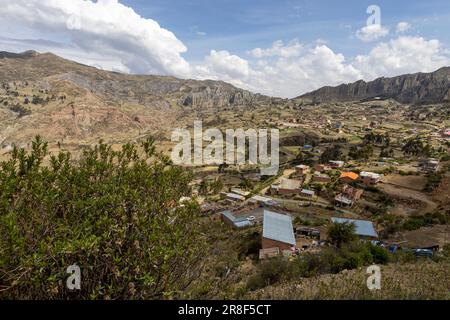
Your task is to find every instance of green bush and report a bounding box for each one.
[0,136,204,299]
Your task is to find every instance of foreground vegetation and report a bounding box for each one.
[0,137,204,299]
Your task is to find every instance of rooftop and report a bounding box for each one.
[279,178,302,190]
[263,210,296,246]
[360,171,381,179]
[340,172,359,180]
[331,217,378,238]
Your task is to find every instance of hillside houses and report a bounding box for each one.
[270,178,302,196]
[359,171,381,185]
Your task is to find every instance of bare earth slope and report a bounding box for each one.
[0,50,274,151]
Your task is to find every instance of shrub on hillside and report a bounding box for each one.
[0,136,204,299]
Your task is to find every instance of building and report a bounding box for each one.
[300,189,315,198]
[230,188,250,197]
[313,172,331,183]
[295,164,310,175]
[221,210,252,229]
[329,160,344,168]
[341,184,364,201]
[359,171,381,185]
[331,217,378,239]
[262,210,296,250]
[314,164,331,172]
[334,194,354,207]
[270,178,302,195]
[249,195,278,206]
[221,192,246,203]
[339,172,359,184]
[419,158,440,173]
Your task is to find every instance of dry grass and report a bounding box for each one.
[246,258,450,300]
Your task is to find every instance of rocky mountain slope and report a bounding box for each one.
[0,50,275,151]
[298,67,450,104]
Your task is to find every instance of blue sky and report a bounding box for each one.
[0,0,449,97]
[121,0,450,61]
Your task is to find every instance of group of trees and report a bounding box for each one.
[401,137,432,157]
[320,145,343,163]
[0,136,205,299]
[198,178,224,196]
[348,144,374,160]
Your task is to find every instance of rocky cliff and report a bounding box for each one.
[298,67,450,104]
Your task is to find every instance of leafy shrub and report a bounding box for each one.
[0,136,204,299]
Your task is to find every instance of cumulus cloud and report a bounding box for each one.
[396,22,411,34]
[354,36,450,80]
[247,40,303,58]
[356,24,390,42]
[194,44,363,98]
[0,0,191,77]
[0,1,449,98]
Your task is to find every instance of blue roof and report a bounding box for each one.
[331,217,378,238]
[221,210,251,228]
[263,210,296,245]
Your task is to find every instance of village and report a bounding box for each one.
[174,97,450,265]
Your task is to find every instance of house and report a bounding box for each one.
[339,172,359,184]
[270,178,302,195]
[249,195,278,206]
[341,184,364,201]
[331,217,378,239]
[359,171,381,185]
[230,188,250,197]
[419,158,440,173]
[221,210,252,228]
[313,172,331,183]
[329,160,344,168]
[314,164,331,172]
[222,192,246,203]
[300,189,315,198]
[295,227,320,239]
[295,164,310,175]
[334,194,354,207]
[262,210,296,250]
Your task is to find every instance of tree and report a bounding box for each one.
[320,145,343,163]
[402,137,431,157]
[327,222,357,248]
[0,136,204,299]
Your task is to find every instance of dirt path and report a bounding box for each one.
[379,182,438,214]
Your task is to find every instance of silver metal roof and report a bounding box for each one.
[331,217,378,238]
[263,210,296,245]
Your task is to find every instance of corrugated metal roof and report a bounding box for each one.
[331,217,378,238]
[263,210,296,245]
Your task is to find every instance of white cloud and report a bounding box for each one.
[354,36,450,80]
[201,50,250,79]
[356,24,390,42]
[195,45,363,98]
[247,40,303,58]
[0,0,191,77]
[396,22,411,34]
[0,1,449,99]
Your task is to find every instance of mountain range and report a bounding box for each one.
[299,67,450,104]
[0,50,449,150]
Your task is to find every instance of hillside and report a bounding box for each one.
[298,67,450,104]
[246,257,450,300]
[0,50,274,150]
